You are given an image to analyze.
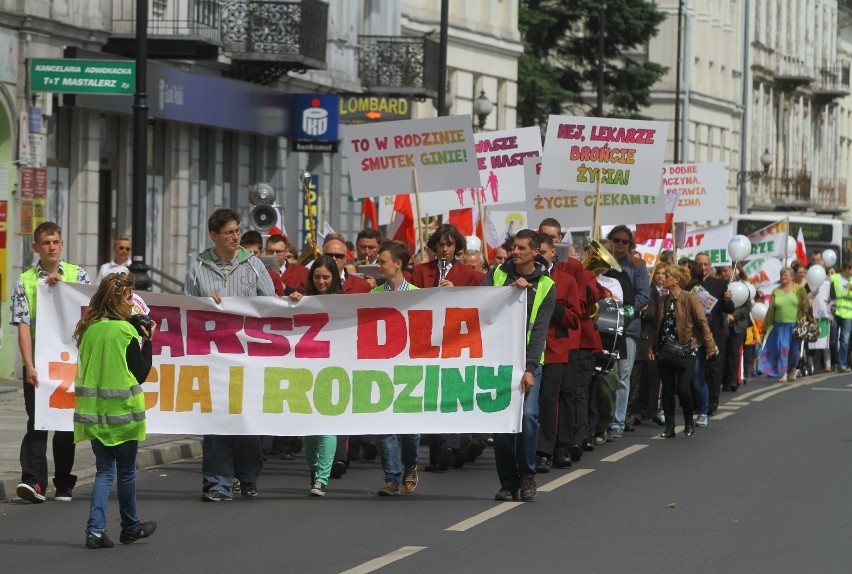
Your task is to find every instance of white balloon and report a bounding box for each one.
[727,235,752,262]
[822,248,838,267]
[786,236,798,256]
[729,281,749,307]
[745,282,757,301]
[465,235,482,252]
[751,301,768,322]
[806,265,826,291]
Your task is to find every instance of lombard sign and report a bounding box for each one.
[73,60,290,137]
[290,94,340,153]
[339,95,411,124]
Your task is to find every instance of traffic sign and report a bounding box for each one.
[30,59,135,95]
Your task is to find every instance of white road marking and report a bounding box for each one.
[340,546,427,574]
[652,424,684,439]
[601,444,648,461]
[752,383,803,401]
[726,401,750,406]
[538,468,595,492]
[445,502,523,532]
[812,387,852,392]
[711,411,735,420]
[717,405,741,410]
[735,386,774,400]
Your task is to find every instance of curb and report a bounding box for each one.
[0,438,203,502]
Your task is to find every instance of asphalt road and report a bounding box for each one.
[1,372,850,574]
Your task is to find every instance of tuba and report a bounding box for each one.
[296,236,321,266]
[583,239,622,321]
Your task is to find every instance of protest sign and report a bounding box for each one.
[414,127,542,214]
[343,115,480,199]
[539,115,668,195]
[35,284,527,436]
[632,223,732,267]
[525,158,664,229]
[746,218,788,259]
[662,162,727,222]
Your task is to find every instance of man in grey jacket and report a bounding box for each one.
[184,208,277,502]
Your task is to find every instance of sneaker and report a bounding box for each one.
[378,481,400,496]
[85,531,115,549]
[838,366,849,373]
[609,428,623,439]
[240,482,258,498]
[535,455,551,473]
[695,414,709,428]
[519,476,537,502]
[119,521,157,544]
[54,485,73,502]
[593,433,606,446]
[16,482,45,503]
[402,466,419,493]
[330,460,347,479]
[201,490,233,502]
[494,487,519,501]
[581,438,595,452]
[652,409,666,426]
[309,481,327,497]
[606,430,616,442]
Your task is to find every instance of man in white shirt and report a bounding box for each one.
[95,236,131,285]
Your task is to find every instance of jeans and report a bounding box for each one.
[87,440,140,535]
[303,435,336,485]
[379,434,420,485]
[494,367,541,489]
[838,317,852,368]
[692,352,709,415]
[202,435,263,495]
[610,337,637,432]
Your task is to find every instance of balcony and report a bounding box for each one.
[358,35,440,100]
[221,0,329,85]
[813,64,851,105]
[103,0,222,60]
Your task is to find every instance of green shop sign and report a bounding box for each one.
[30,59,135,95]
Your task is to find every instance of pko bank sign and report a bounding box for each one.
[291,94,340,153]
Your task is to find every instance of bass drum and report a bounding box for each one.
[594,298,624,374]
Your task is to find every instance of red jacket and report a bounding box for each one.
[544,267,581,364]
[411,259,484,288]
[267,268,284,297]
[556,258,603,353]
[343,272,372,294]
[280,262,309,294]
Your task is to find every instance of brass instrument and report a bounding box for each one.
[438,258,450,284]
[296,236,321,266]
[583,239,622,321]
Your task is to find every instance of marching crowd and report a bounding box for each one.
[8,210,847,548]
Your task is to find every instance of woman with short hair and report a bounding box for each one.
[758,267,810,381]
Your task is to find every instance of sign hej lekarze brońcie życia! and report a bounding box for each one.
[30,59,135,95]
[34,283,527,436]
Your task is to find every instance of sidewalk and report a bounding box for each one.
[0,378,202,501]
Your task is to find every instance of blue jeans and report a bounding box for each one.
[610,337,637,432]
[692,352,709,415]
[379,434,420,485]
[838,318,852,368]
[494,367,541,489]
[202,435,263,496]
[87,440,140,535]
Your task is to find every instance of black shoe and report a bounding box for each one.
[453,450,467,468]
[684,423,695,437]
[16,482,45,503]
[119,521,157,544]
[568,444,583,462]
[54,485,73,502]
[535,455,551,473]
[241,482,258,498]
[85,531,115,549]
[467,441,485,462]
[494,487,519,501]
[330,460,347,479]
[438,447,455,471]
[424,461,447,473]
[582,438,595,451]
[363,442,379,461]
[660,426,676,439]
[201,490,232,502]
[624,423,636,432]
[552,451,573,469]
[519,476,537,502]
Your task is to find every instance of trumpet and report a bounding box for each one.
[583,239,622,321]
[438,258,450,285]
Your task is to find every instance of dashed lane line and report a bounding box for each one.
[726,401,750,406]
[735,387,774,401]
[717,405,741,410]
[751,383,803,402]
[711,411,735,421]
[445,502,523,532]
[339,546,427,574]
[812,387,852,392]
[538,468,595,492]
[601,444,648,461]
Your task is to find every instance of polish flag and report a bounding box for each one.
[389,194,416,254]
[362,197,378,231]
[448,208,474,236]
[633,191,680,244]
[475,210,501,260]
[796,227,808,264]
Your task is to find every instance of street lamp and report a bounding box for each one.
[473,90,493,131]
[737,148,773,184]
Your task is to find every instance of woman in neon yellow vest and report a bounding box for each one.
[73,273,157,549]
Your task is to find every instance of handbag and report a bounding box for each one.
[659,338,694,369]
[794,317,819,343]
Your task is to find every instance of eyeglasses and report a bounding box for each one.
[266,249,286,256]
[116,246,131,251]
[219,229,241,237]
[611,237,630,245]
[327,253,346,260]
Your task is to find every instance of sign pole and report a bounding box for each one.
[412,169,427,262]
[476,187,489,265]
[671,219,678,261]
[592,177,603,241]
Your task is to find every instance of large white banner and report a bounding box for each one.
[35,284,527,435]
[662,162,728,223]
[634,223,732,267]
[525,158,665,229]
[539,115,668,195]
[343,115,480,199]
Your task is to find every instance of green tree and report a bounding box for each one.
[518,0,668,125]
